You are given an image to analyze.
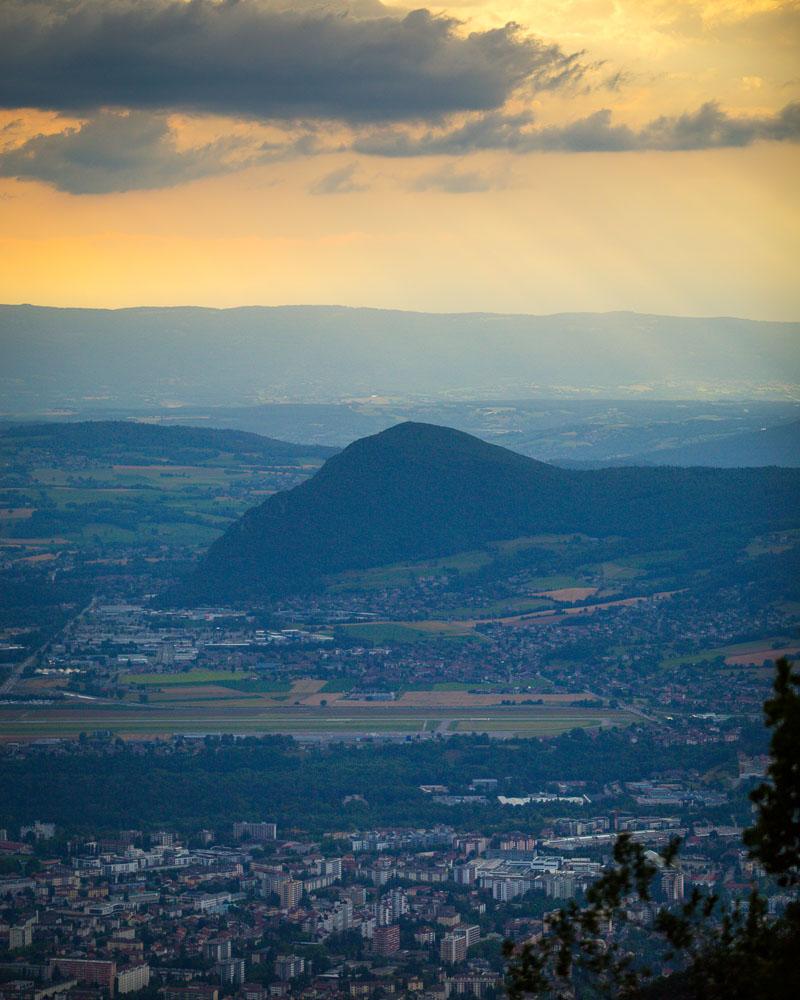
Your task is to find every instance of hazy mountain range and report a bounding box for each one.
[631,419,800,468]
[168,422,800,605]
[2,304,799,411]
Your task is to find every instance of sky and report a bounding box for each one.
[0,0,798,319]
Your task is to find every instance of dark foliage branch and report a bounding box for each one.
[743,656,800,886]
[503,657,800,998]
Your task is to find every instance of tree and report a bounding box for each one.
[503,835,680,998]
[743,656,800,886]
[503,658,800,998]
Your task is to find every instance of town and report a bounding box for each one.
[2,749,791,1000]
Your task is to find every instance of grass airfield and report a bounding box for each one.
[0,675,632,741]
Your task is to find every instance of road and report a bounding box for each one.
[0,649,39,696]
[0,598,96,696]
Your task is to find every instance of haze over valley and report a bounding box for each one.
[3,305,798,411]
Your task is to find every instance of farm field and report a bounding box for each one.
[325,548,495,592]
[724,643,800,665]
[332,591,681,644]
[334,621,478,643]
[471,591,681,627]
[660,637,798,668]
[533,587,598,602]
[450,715,616,735]
[119,668,286,687]
[0,432,329,560]
[323,534,617,607]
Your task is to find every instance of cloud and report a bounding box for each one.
[601,70,632,93]
[0,0,584,124]
[310,162,368,195]
[640,100,800,150]
[356,110,537,156]
[410,165,502,193]
[5,100,798,195]
[0,111,246,194]
[355,100,800,156]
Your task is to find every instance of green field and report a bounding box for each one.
[660,649,728,669]
[431,682,501,692]
[321,677,358,692]
[442,597,554,619]
[660,638,793,669]
[326,548,494,592]
[119,668,259,686]
[335,621,477,643]
[215,678,293,693]
[325,534,590,596]
[451,715,620,734]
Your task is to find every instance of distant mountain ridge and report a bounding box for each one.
[0,420,337,462]
[635,419,800,468]
[168,421,800,605]
[2,304,798,409]
[553,419,800,469]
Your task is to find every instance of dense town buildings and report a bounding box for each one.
[1,760,790,1000]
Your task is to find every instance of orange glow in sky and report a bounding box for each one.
[0,1,798,318]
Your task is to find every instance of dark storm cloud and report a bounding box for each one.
[0,0,584,124]
[355,101,800,155]
[0,111,244,194]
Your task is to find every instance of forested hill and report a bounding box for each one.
[168,421,800,605]
[0,420,337,464]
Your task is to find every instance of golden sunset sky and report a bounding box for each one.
[0,1,798,317]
